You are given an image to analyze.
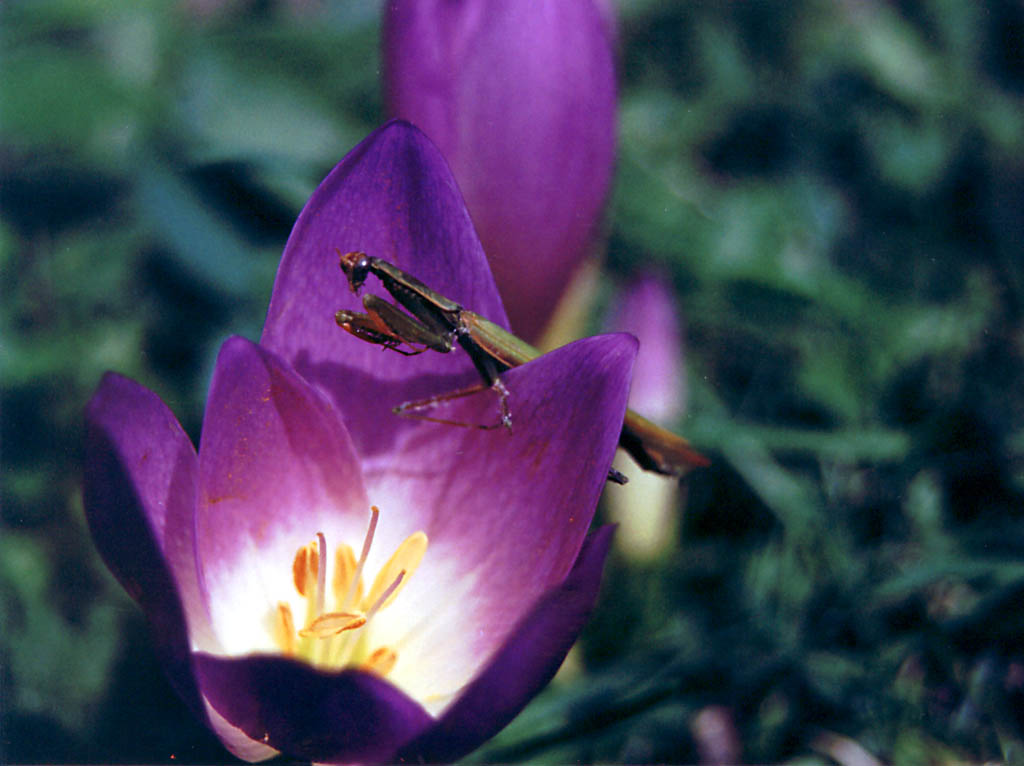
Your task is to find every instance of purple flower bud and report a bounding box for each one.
[383,0,617,341]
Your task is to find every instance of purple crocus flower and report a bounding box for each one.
[607,272,687,424]
[605,272,687,559]
[383,0,617,342]
[83,121,635,764]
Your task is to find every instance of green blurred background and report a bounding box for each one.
[3,0,1024,762]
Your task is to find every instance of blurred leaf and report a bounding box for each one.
[0,531,122,732]
[135,161,277,298]
[177,50,350,166]
[0,46,140,160]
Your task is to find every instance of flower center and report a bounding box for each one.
[270,506,427,678]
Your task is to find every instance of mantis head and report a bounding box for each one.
[338,250,372,293]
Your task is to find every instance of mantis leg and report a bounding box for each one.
[393,381,628,485]
[392,379,511,431]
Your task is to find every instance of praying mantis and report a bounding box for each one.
[334,251,709,482]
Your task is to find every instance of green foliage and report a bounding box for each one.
[4,0,1024,763]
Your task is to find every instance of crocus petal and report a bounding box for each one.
[384,0,617,340]
[196,336,369,654]
[194,654,433,764]
[260,120,508,458]
[83,373,211,716]
[204,701,279,763]
[397,525,615,764]
[359,334,636,706]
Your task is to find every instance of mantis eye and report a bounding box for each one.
[338,250,371,291]
[352,256,371,288]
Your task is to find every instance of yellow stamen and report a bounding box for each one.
[274,602,296,655]
[292,540,319,597]
[269,508,428,681]
[299,611,367,638]
[361,647,398,677]
[333,543,363,608]
[365,531,427,610]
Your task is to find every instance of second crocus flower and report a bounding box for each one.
[383,0,617,341]
[605,272,689,560]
